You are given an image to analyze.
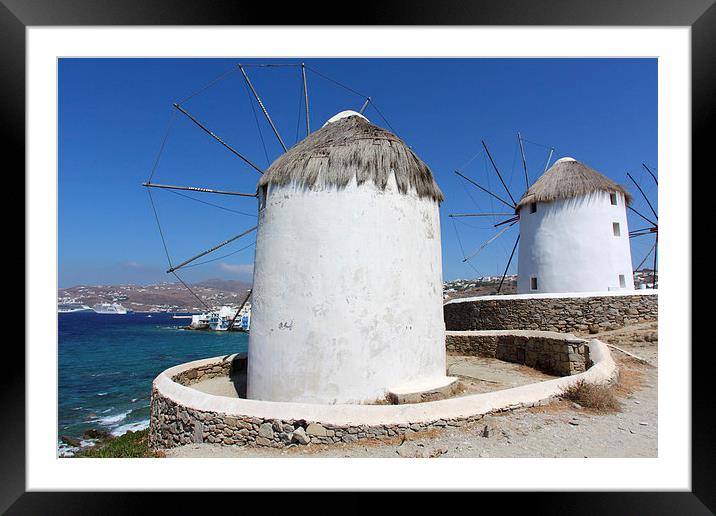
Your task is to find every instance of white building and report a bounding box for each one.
[248,110,450,404]
[516,157,635,294]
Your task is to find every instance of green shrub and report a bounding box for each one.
[77,429,162,458]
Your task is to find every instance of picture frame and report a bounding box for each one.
[7,0,709,510]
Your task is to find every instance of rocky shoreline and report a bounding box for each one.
[59,424,149,457]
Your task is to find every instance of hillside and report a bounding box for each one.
[58,279,252,313]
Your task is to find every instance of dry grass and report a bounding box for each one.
[613,366,645,398]
[559,380,623,413]
[527,398,574,414]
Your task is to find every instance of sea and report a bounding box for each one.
[58,311,248,456]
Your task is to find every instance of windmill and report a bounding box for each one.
[449,133,555,294]
[143,61,394,314]
[451,136,650,295]
[627,163,658,288]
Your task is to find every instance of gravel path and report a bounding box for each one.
[166,322,657,459]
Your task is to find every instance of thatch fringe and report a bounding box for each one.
[516,158,632,211]
[258,115,444,203]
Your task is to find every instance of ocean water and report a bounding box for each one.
[58,311,248,455]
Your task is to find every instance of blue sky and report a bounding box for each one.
[58,58,657,288]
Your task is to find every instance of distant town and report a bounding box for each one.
[58,270,657,313]
[442,269,656,302]
[58,279,251,313]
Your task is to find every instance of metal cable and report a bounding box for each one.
[242,73,271,166]
[182,241,256,269]
[171,271,210,310]
[463,221,517,263]
[241,63,301,68]
[147,109,177,183]
[305,65,369,99]
[176,64,239,106]
[451,217,468,259]
[522,137,554,150]
[146,188,173,268]
[294,68,304,144]
[457,147,486,174]
[451,218,483,278]
[163,188,257,217]
[368,101,399,138]
[634,239,657,271]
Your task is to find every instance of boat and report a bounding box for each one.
[92,302,128,314]
[58,303,93,313]
[181,313,210,329]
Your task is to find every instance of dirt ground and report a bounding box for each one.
[166,321,657,458]
[191,353,558,400]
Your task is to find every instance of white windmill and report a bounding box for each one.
[450,135,654,295]
[145,63,453,404]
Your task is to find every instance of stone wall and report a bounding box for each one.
[149,336,616,450]
[445,330,590,376]
[444,292,657,334]
[171,353,246,386]
[149,388,493,449]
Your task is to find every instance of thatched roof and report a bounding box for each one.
[515,157,631,211]
[258,111,443,202]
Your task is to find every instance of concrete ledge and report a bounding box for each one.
[387,376,459,404]
[444,290,658,304]
[150,337,617,449]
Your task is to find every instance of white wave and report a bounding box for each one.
[57,442,77,457]
[110,419,149,437]
[97,392,108,396]
[88,410,131,426]
[58,438,98,457]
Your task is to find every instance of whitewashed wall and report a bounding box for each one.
[517,191,634,294]
[248,173,446,404]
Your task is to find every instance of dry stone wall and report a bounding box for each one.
[171,353,246,386]
[149,332,615,450]
[444,293,657,334]
[149,387,497,449]
[445,330,590,376]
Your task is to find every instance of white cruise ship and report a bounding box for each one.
[93,302,128,314]
[58,303,93,313]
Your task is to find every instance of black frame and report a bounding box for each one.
[6,0,710,512]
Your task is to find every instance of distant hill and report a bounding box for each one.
[58,278,252,313]
[443,276,517,301]
[192,278,252,292]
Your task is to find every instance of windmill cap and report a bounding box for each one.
[259,112,443,202]
[515,156,632,211]
[322,110,370,127]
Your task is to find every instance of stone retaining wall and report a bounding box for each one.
[171,353,246,386]
[149,389,492,449]
[149,337,617,450]
[444,292,657,334]
[446,330,590,375]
